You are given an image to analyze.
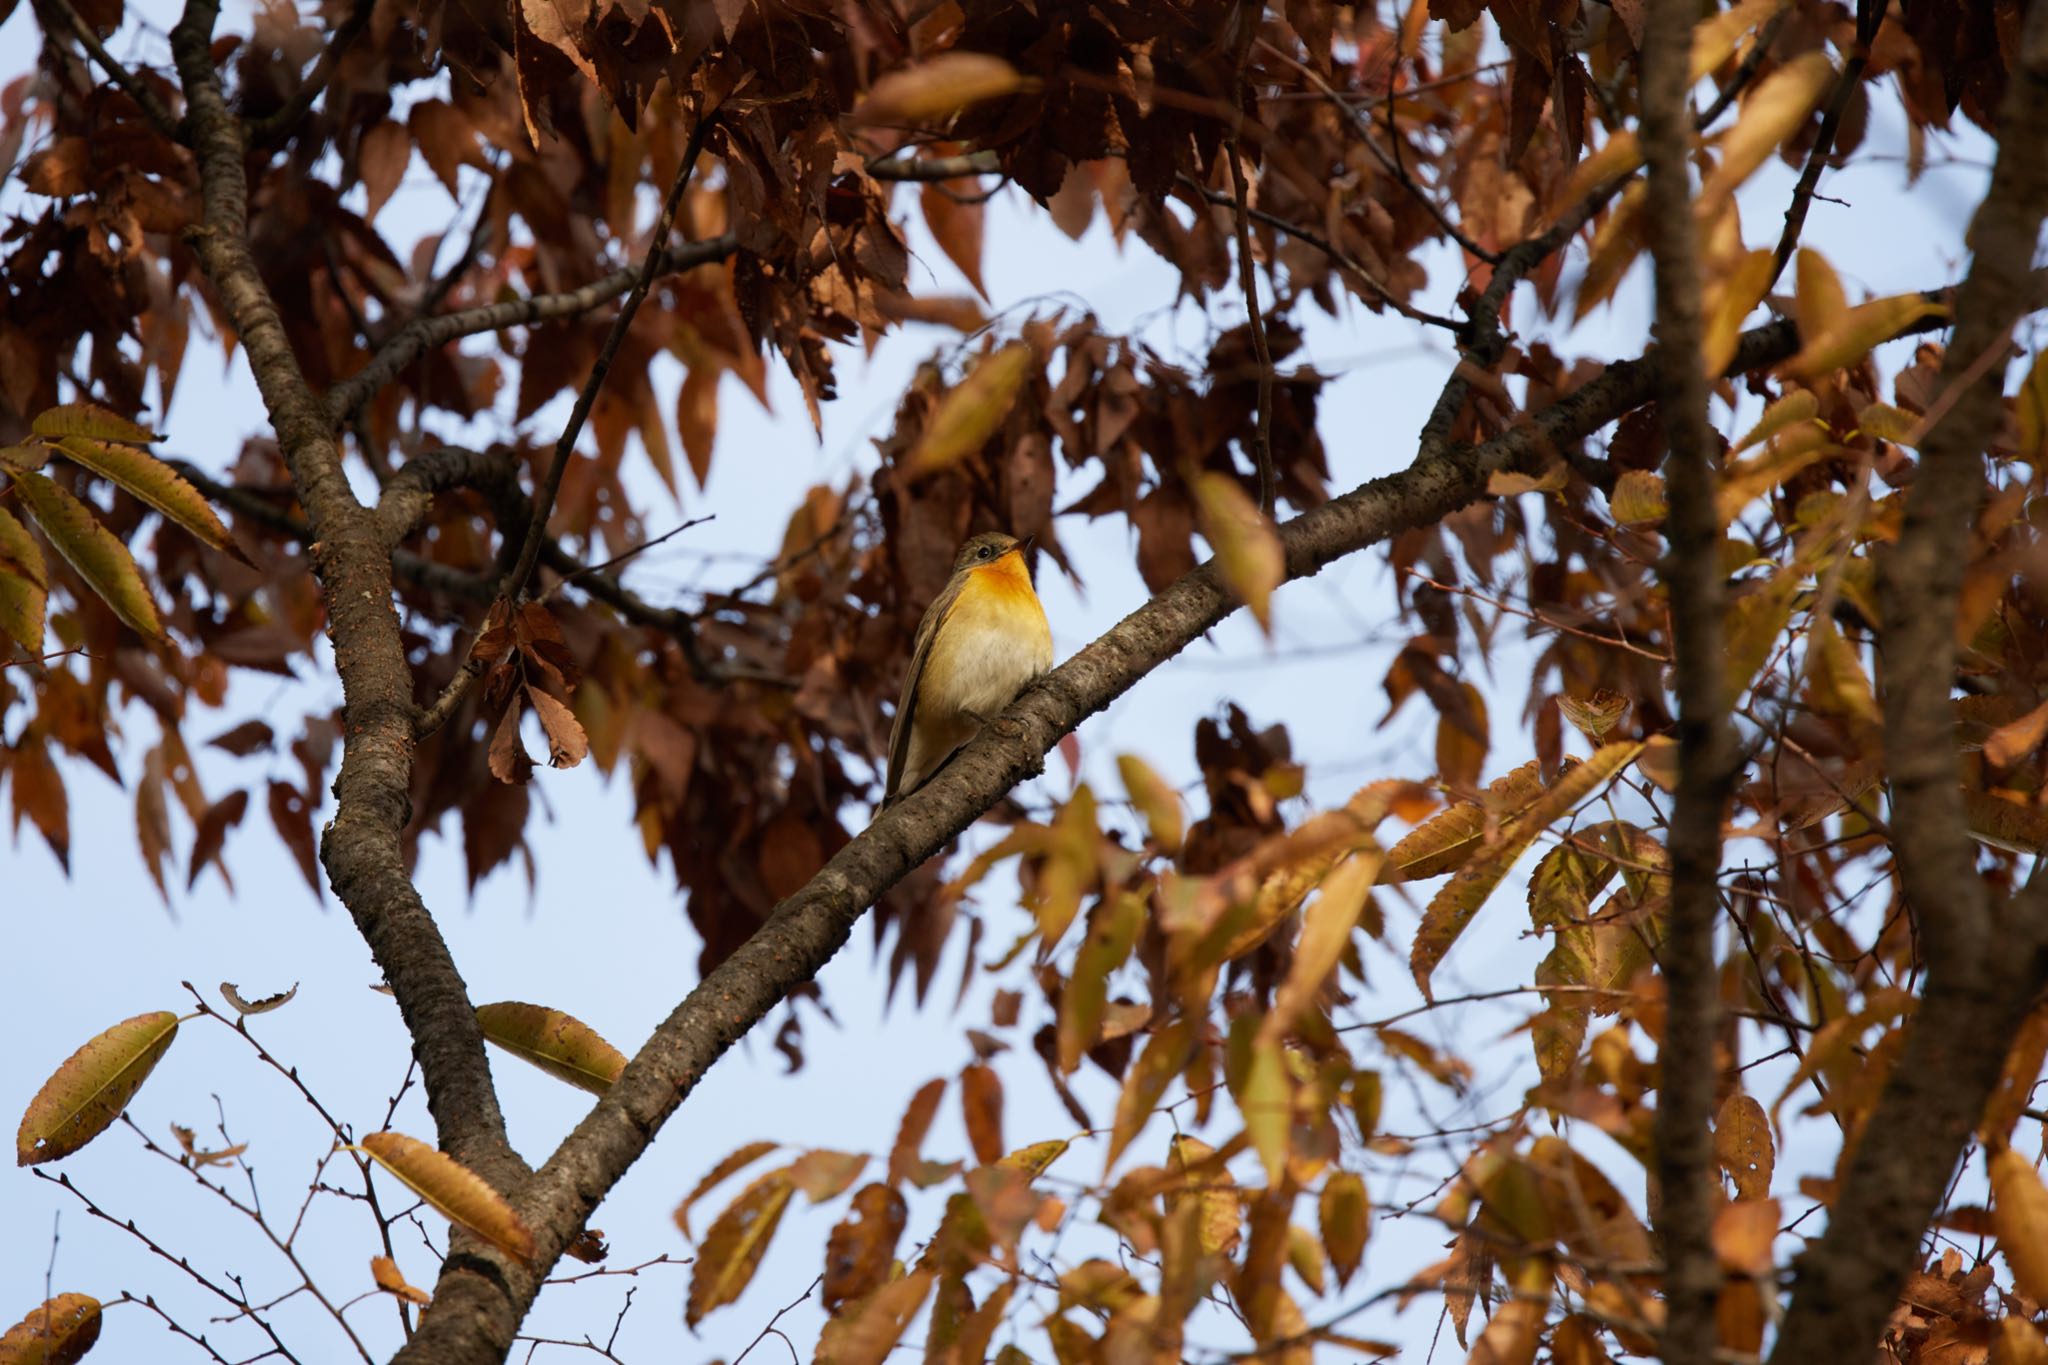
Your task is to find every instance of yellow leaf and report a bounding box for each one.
[1261,852,1379,1044]
[675,1141,781,1241]
[996,1138,1070,1179]
[1551,131,1641,221]
[1319,1171,1369,1288]
[1690,0,1787,83]
[1718,425,1836,526]
[1573,181,1647,321]
[1722,572,1796,708]
[1786,294,1950,382]
[1107,1019,1196,1171]
[0,1292,101,1365]
[1806,616,1880,729]
[1858,400,1921,446]
[6,470,162,638]
[1169,1135,1242,1255]
[0,506,47,652]
[1385,761,1547,882]
[1792,249,1848,355]
[1638,734,1679,792]
[1488,467,1566,496]
[1409,745,1643,996]
[854,53,1033,126]
[1608,469,1667,525]
[1732,390,1821,454]
[30,402,159,445]
[901,343,1034,478]
[1233,1025,1291,1186]
[51,438,240,558]
[1994,1318,2048,1365]
[474,1001,626,1095]
[1058,893,1144,1072]
[1991,1147,2048,1304]
[1116,753,1184,852]
[816,1269,934,1365]
[687,1168,796,1326]
[16,1011,178,1166]
[369,1255,431,1306]
[1702,249,1775,379]
[357,1131,536,1261]
[1698,54,1836,213]
[1711,1198,1780,1277]
[1194,472,1284,634]
[2019,351,2048,460]
[789,1149,870,1203]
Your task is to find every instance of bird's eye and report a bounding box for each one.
[980,546,995,559]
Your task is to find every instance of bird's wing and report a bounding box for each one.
[883,576,963,807]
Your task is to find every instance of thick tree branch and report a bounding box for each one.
[388,302,1917,1365]
[1640,4,1740,1363]
[375,446,520,551]
[864,151,1001,180]
[171,0,526,1193]
[1768,6,2048,1361]
[245,0,373,146]
[323,234,739,424]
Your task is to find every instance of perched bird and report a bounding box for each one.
[883,531,1053,807]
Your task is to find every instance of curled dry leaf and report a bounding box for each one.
[357,1131,536,1262]
[220,981,298,1015]
[475,1001,626,1095]
[17,1011,179,1166]
[687,1168,796,1326]
[854,53,1032,126]
[524,686,590,769]
[1557,689,1631,743]
[370,1255,431,1306]
[675,1140,781,1241]
[0,1292,101,1365]
[901,343,1034,479]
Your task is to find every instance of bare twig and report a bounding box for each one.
[1223,22,1277,514]
[1697,6,1792,130]
[36,0,181,137]
[1639,4,1746,1361]
[247,0,373,145]
[503,111,715,603]
[865,150,1001,180]
[540,515,715,601]
[1767,0,1890,286]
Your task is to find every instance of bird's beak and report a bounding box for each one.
[1020,535,1037,555]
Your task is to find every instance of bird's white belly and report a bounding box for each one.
[925,612,1053,721]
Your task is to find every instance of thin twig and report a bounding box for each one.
[37,0,182,137]
[1225,14,1277,514]
[540,515,715,602]
[1767,0,1889,287]
[504,109,714,603]
[247,0,373,144]
[1697,6,1793,130]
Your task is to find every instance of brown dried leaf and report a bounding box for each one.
[220,982,297,1015]
[824,1183,908,1313]
[524,685,589,769]
[0,1292,101,1365]
[855,54,1032,126]
[370,1255,431,1306]
[675,1141,780,1241]
[961,1064,1005,1165]
[687,1168,796,1326]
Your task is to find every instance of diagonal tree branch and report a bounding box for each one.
[1639,4,1741,1364]
[36,0,182,138]
[1767,0,1890,287]
[1768,5,2048,1361]
[170,0,527,1193]
[384,301,1952,1365]
[245,0,373,146]
[323,234,740,425]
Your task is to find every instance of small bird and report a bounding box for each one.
[883,531,1053,807]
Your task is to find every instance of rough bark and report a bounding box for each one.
[170,0,527,1193]
[1768,5,2048,1360]
[1639,5,1740,1365]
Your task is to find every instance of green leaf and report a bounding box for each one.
[17,1012,179,1165]
[7,470,162,638]
[0,505,47,652]
[30,402,160,445]
[52,437,241,558]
